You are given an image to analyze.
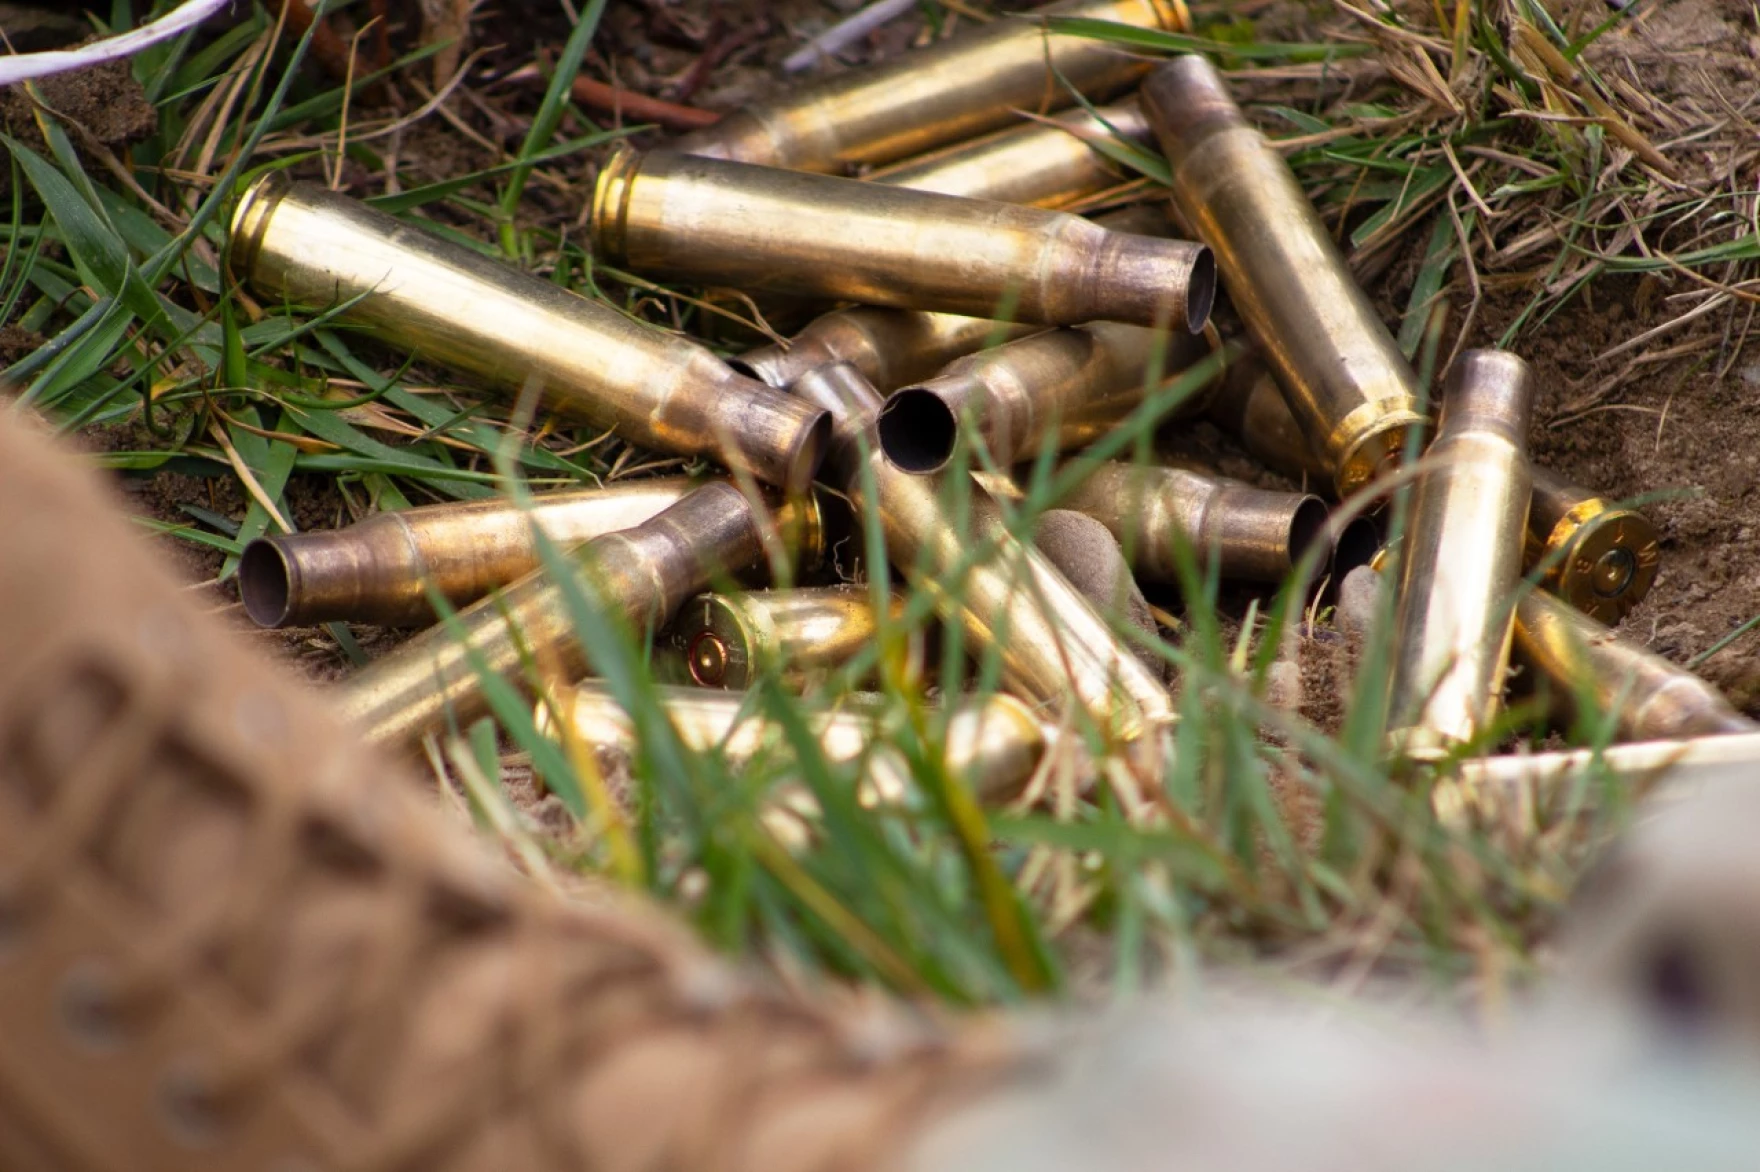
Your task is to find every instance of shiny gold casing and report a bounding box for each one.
[870,100,1151,209]
[736,308,1037,394]
[538,685,1049,808]
[792,362,1175,743]
[1385,351,1535,760]
[1209,368,1667,620]
[1142,56,1423,496]
[1514,590,1754,742]
[877,323,1205,473]
[239,477,704,628]
[337,483,823,748]
[1526,468,1661,625]
[230,175,828,492]
[671,0,1182,173]
[592,148,1215,332]
[658,586,919,691]
[1057,461,1329,585]
[729,208,1169,395]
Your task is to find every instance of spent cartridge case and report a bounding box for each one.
[239,477,703,629]
[1142,56,1423,496]
[1526,467,1661,625]
[337,482,823,748]
[735,307,1039,394]
[792,361,1175,742]
[671,0,1182,173]
[1205,359,1332,488]
[229,175,829,493]
[869,100,1152,209]
[538,684,1048,808]
[591,147,1215,332]
[878,323,1208,474]
[1514,590,1754,742]
[730,207,1168,393]
[1385,351,1535,760]
[1209,370,1664,620]
[1057,461,1331,586]
[658,586,920,691]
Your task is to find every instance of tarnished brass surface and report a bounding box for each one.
[877,323,1206,473]
[538,684,1048,807]
[240,478,704,629]
[730,206,1169,393]
[736,308,1038,394]
[1142,56,1423,496]
[658,586,918,691]
[1526,468,1661,625]
[1204,359,1331,488]
[1514,590,1754,742]
[592,148,1215,331]
[1057,461,1330,585]
[337,482,823,748]
[230,175,829,492]
[1209,369,1666,620]
[870,101,1151,208]
[671,0,1182,173]
[792,362,1174,741]
[1385,351,1535,760]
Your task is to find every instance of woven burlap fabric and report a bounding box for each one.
[0,406,1024,1172]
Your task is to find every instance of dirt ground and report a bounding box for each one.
[34,0,1760,727]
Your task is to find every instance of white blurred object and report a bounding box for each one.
[904,1000,1760,1171]
[1445,731,1760,830]
[1560,770,1760,1054]
[784,0,918,74]
[0,0,231,86]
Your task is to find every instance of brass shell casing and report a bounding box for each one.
[792,362,1175,742]
[670,0,1182,173]
[869,101,1151,209]
[729,208,1169,395]
[229,175,829,493]
[537,685,1049,808]
[1057,461,1331,585]
[877,323,1206,474]
[1513,590,1754,742]
[735,308,1038,394]
[1204,360,1332,488]
[591,148,1215,332]
[1209,368,1664,621]
[337,482,823,748]
[658,586,919,691]
[1385,351,1535,760]
[1526,468,1661,625]
[239,478,703,629]
[1142,56,1423,497]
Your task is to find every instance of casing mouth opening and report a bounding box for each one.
[877,389,957,475]
[1285,496,1331,567]
[1184,247,1217,334]
[239,538,297,629]
[785,411,836,497]
[1328,514,1382,583]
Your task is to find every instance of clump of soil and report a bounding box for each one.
[0,325,45,367]
[0,51,157,156]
